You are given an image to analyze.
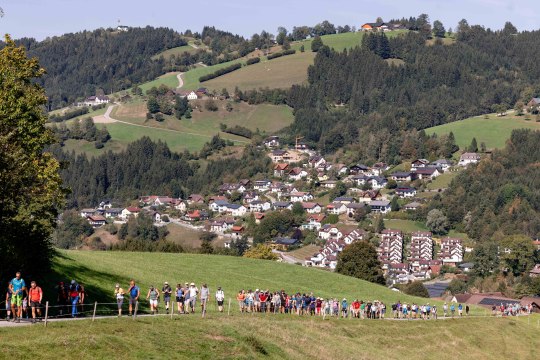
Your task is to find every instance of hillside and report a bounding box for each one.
[2,314,538,359]
[427,112,540,150]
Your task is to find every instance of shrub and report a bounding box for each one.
[199,63,242,82]
[402,281,429,297]
[246,57,261,65]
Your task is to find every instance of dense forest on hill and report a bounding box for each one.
[436,129,540,241]
[287,22,540,160]
[11,27,185,109]
[51,137,272,208]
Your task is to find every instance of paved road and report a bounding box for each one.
[273,250,300,264]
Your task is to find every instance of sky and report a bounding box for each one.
[1,0,539,40]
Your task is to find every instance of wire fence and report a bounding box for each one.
[0,298,537,328]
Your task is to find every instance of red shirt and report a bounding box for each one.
[259,293,268,302]
[29,287,42,302]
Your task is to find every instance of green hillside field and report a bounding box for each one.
[427,113,540,150]
[2,250,538,359]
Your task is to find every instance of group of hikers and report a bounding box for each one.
[112,280,225,317]
[4,271,535,323]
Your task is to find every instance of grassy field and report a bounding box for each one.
[165,223,204,249]
[287,244,321,262]
[139,72,180,92]
[426,170,461,190]
[2,314,538,359]
[151,45,199,60]
[384,219,428,233]
[428,113,540,149]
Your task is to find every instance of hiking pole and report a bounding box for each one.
[202,299,206,318]
[44,301,49,328]
[92,302,97,322]
[227,298,231,316]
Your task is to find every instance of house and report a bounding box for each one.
[411,159,430,169]
[326,202,348,215]
[173,200,187,213]
[224,204,247,217]
[80,208,96,218]
[438,238,464,266]
[209,219,235,233]
[249,200,271,213]
[104,208,122,218]
[264,136,280,148]
[369,200,391,214]
[317,172,329,182]
[318,225,345,241]
[271,150,290,162]
[395,187,417,198]
[187,194,205,204]
[253,180,272,192]
[301,214,326,230]
[273,237,299,250]
[351,174,369,187]
[378,229,404,264]
[302,202,322,214]
[369,176,387,189]
[431,159,453,171]
[458,262,475,272]
[209,199,229,213]
[308,156,326,169]
[230,225,244,239]
[349,164,370,175]
[371,162,389,176]
[273,163,289,178]
[361,22,388,31]
[333,196,354,204]
[343,229,366,245]
[184,209,208,222]
[415,167,442,180]
[290,192,314,203]
[527,97,540,110]
[121,207,141,220]
[218,183,246,194]
[254,212,265,224]
[242,192,259,204]
[458,152,481,166]
[84,95,110,106]
[332,164,348,175]
[117,25,130,32]
[408,232,434,267]
[288,167,308,181]
[403,201,422,211]
[86,215,106,228]
[346,202,366,217]
[270,182,285,193]
[147,210,162,224]
[186,91,198,100]
[273,201,293,211]
[390,172,415,182]
[529,264,540,278]
[321,180,337,189]
[357,190,381,203]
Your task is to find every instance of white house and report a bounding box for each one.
[438,238,464,266]
[273,201,293,211]
[187,91,198,101]
[378,229,404,264]
[84,95,110,106]
[395,187,417,198]
[121,207,141,220]
[301,214,326,230]
[249,200,271,212]
[458,152,481,166]
[253,180,272,192]
[302,202,322,214]
[264,136,280,148]
[288,167,308,181]
[369,200,391,214]
[104,208,122,218]
[224,204,247,217]
[209,200,229,213]
[87,215,106,228]
[80,208,96,218]
[290,192,314,203]
[326,202,348,215]
[209,219,235,233]
[369,176,387,189]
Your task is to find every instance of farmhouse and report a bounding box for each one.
[84,95,110,106]
[369,200,391,214]
[87,215,106,228]
[349,164,370,175]
[403,201,422,211]
[415,167,442,180]
[458,152,481,166]
[264,136,280,148]
[527,97,540,110]
[187,194,205,204]
[121,207,141,220]
[431,159,454,171]
[288,167,308,181]
[361,22,388,31]
[390,171,416,182]
[395,187,417,198]
[273,163,289,178]
[411,159,430,169]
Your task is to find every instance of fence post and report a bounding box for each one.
[92,301,97,322]
[133,301,138,320]
[44,301,49,327]
[170,299,174,320]
[227,298,231,316]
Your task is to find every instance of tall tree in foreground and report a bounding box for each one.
[0,35,65,280]
[336,241,385,284]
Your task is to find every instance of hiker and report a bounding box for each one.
[28,281,43,323]
[127,280,140,316]
[443,303,448,317]
[450,303,456,317]
[259,291,268,313]
[146,285,160,315]
[341,298,348,318]
[215,287,225,312]
[162,282,172,314]
[78,283,86,315]
[200,284,209,315]
[114,284,125,317]
[57,281,68,316]
[432,305,437,320]
[9,272,27,323]
[188,283,198,313]
[5,283,13,321]
[458,303,463,317]
[246,290,254,313]
[68,280,81,317]
[175,284,184,314]
[465,305,470,316]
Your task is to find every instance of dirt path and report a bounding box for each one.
[177,73,184,89]
[93,105,248,142]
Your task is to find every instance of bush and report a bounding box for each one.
[205,100,219,112]
[199,63,242,82]
[94,141,104,149]
[154,113,164,121]
[48,106,89,122]
[246,57,261,65]
[402,281,429,297]
[146,112,154,120]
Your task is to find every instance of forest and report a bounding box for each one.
[286,22,540,161]
[11,27,185,109]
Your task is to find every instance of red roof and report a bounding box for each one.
[126,207,141,212]
[274,163,289,170]
[255,212,265,219]
[232,225,244,232]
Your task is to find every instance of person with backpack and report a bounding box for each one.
[28,281,43,323]
[5,283,13,321]
[188,283,198,313]
[162,282,172,314]
[458,303,463,317]
[127,280,140,316]
[341,298,348,318]
[175,284,184,314]
[146,285,160,315]
[200,284,209,317]
[114,284,125,317]
[78,283,86,315]
[69,280,81,317]
[215,287,225,313]
[450,303,456,317]
[56,281,68,316]
[9,272,27,323]
[465,304,470,316]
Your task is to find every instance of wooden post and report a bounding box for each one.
[44,301,49,327]
[92,302,97,322]
[227,298,231,316]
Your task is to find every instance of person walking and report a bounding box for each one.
[443,303,448,317]
[215,287,225,313]
[175,284,184,314]
[78,283,86,315]
[188,283,199,313]
[28,281,43,323]
[200,284,209,316]
[146,285,160,315]
[162,282,172,314]
[127,280,140,316]
[465,305,470,316]
[458,303,463,317]
[450,303,456,317]
[9,272,27,323]
[5,284,13,321]
[57,281,68,316]
[236,290,246,313]
[341,298,348,318]
[68,280,81,317]
[114,284,125,317]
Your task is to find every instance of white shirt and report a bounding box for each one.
[216,290,225,301]
[189,286,198,297]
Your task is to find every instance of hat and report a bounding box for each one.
[164,281,169,285]
[190,282,195,286]
[115,283,120,288]
[343,298,346,301]
[256,289,259,292]
[71,280,76,284]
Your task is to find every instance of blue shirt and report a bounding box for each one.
[129,285,139,298]
[10,278,25,294]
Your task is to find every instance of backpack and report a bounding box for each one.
[70,284,80,297]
